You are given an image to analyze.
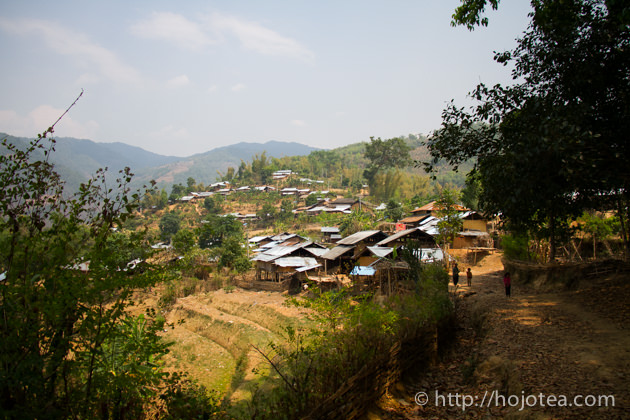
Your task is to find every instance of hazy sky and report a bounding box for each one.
[0,1,532,157]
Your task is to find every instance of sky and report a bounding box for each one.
[0,1,532,157]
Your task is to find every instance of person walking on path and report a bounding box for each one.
[452,263,460,287]
[466,268,472,287]
[503,272,512,297]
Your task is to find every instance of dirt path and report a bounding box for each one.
[369,253,630,419]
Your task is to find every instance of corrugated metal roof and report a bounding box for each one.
[274,257,318,268]
[376,227,433,246]
[271,233,297,241]
[420,248,445,262]
[411,201,469,213]
[322,245,355,260]
[321,226,340,233]
[458,230,489,237]
[367,246,393,258]
[461,211,485,220]
[337,230,383,245]
[399,215,431,224]
[296,264,322,272]
[350,266,376,276]
[304,247,328,257]
[323,205,352,212]
[251,241,313,262]
[417,217,440,236]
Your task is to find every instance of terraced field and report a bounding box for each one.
[160,289,311,403]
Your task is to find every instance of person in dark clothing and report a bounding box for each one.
[466,267,472,287]
[452,263,460,287]
[503,272,512,297]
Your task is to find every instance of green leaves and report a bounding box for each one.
[0,128,173,417]
[430,0,630,256]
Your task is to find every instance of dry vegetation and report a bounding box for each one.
[367,252,630,419]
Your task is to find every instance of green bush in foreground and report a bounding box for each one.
[247,262,452,419]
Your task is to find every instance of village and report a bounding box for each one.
[166,171,494,295]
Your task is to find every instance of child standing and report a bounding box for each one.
[452,263,460,287]
[503,272,512,297]
[466,268,472,287]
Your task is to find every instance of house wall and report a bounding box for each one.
[453,236,475,249]
[463,219,487,232]
[357,256,378,266]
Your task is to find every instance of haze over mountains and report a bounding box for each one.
[0,133,320,192]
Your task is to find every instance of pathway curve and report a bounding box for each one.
[367,253,630,419]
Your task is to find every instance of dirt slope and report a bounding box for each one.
[369,252,630,419]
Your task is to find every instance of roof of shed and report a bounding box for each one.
[337,230,385,245]
[376,227,434,246]
[321,244,355,260]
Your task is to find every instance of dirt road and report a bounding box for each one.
[368,252,630,419]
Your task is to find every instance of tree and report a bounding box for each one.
[0,123,174,417]
[214,235,251,272]
[435,189,464,252]
[169,183,186,201]
[384,199,404,222]
[257,202,278,224]
[305,194,320,206]
[363,137,412,197]
[172,228,197,254]
[426,0,630,259]
[159,211,181,242]
[451,0,501,30]
[203,195,222,215]
[197,214,243,249]
[186,177,197,193]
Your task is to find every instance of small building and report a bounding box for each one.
[398,214,432,228]
[461,211,488,232]
[453,230,493,249]
[321,226,341,243]
[322,230,388,274]
[376,227,437,249]
[410,201,469,217]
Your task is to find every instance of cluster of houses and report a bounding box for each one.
[247,201,492,292]
[178,170,330,203]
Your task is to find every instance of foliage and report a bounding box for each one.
[451,0,501,30]
[249,265,452,418]
[435,188,464,249]
[501,233,532,261]
[305,194,320,206]
[143,187,168,210]
[160,374,223,420]
[363,137,412,196]
[169,183,186,201]
[427,0,630,258]
[370,169,405,202]
[384,199,404,222]
[203,195,223,214]
[211,235,251,273]
[172,228,197,254]
[460,173,481,211]
[578,211,618,258]
[159,211,182,242]
[0,124,184,418]
[256,202,278,227]
[197,214,242,249]
[338,210,375,236]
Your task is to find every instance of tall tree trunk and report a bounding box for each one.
[549,216,556,262]
[618,196,629,260]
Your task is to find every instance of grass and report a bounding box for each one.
[161,326,236,394]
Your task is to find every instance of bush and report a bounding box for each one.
[248,268,453,418]
[501,233,532,261]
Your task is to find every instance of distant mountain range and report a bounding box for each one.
[0,133,320,192]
